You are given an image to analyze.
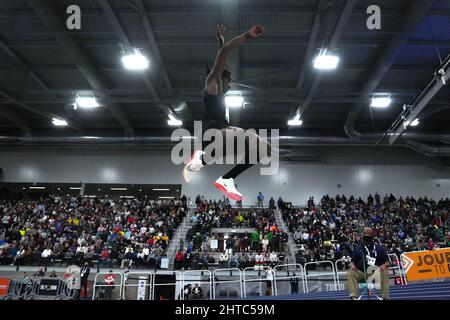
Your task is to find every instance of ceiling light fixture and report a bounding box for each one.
[75,96,100,109]
[371,95,392,108]
[313,48,340,70]
[287,114,303,126]
[406,118,420,127]
[225,94,244,108]
[122,48,150,71]
[52,118,68,127]
[168,114,182,126]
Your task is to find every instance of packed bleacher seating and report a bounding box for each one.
[0,197,186,269]
[173,197,289,270]
[282,194,450,269]
[1,193,449,273]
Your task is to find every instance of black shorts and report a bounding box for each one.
[202,120,229,150]
[202,119,229,133]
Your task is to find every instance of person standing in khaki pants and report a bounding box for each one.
[347,227,390,300]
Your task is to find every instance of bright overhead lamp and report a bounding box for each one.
[159,196,175,199]
[313,48,339,70]
[122,48,150,70]
[153,188,170,191]
[29,187,46,190]
[371,96,392,108]
[111,187,127,191]
[406,118,420,127]
[287,114,303,127]
[70,187,82,190]
[225,94,244,108]
[52,118,68,127]
[168,114,182,126]
[410,118,420,127]
[76,96,100,109]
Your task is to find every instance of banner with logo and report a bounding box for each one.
[160,258,169,269]
[401,248,450,282]
[137,279,146,300]
[38,279,61,296]
[0,278,10,296]
[210,240,218,250]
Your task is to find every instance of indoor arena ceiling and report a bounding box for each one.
[0,0,449,151]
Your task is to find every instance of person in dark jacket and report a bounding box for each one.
[347,227,390,300]
[290,274,300,294]
[80,262,90,299]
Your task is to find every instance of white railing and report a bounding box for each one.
[92,272,124,300]
[304,260,338,293]
[242,266,275,298]
[273,263,306,295]
[212,268,243,299]
[2,250,429,300]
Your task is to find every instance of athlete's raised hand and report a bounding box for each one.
[246,25,265,39]
[216,24,226,48]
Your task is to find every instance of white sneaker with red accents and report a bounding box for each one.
[183,150,205,183]
[213,177,243,202]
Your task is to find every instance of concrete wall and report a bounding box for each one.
[0,146,449,205]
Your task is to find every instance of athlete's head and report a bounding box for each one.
[221,69,232,93]
[205,65,232,93]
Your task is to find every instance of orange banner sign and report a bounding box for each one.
[0,278,11,296]
[401,248,450,282]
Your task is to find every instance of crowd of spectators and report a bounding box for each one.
[173,197,289,270]
[0,196,186,270]
[2,192,449,273]
[283,194,450,269]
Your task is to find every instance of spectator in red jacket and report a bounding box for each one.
[99,248,109,268]
[174,250,185,270]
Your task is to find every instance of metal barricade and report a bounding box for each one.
[242,266,275,298]
[92,272,123,300]
[57,278,77,299]
[122,272,153,300]
[304,260,337,293]
[334,258,352,291]
[388,254,406,285]
[182,270,212,300]
[273,264,305,296]
[212,268,243,299]
[4,277,26,299]
[9,277,39,300]
[152,271,183,300]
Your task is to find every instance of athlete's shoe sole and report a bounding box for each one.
[183,164,193,183]
[213,181,243,202]
[183,150,203,183]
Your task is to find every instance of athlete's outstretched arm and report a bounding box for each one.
[206,25,265,87]
[216,25,225,51]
